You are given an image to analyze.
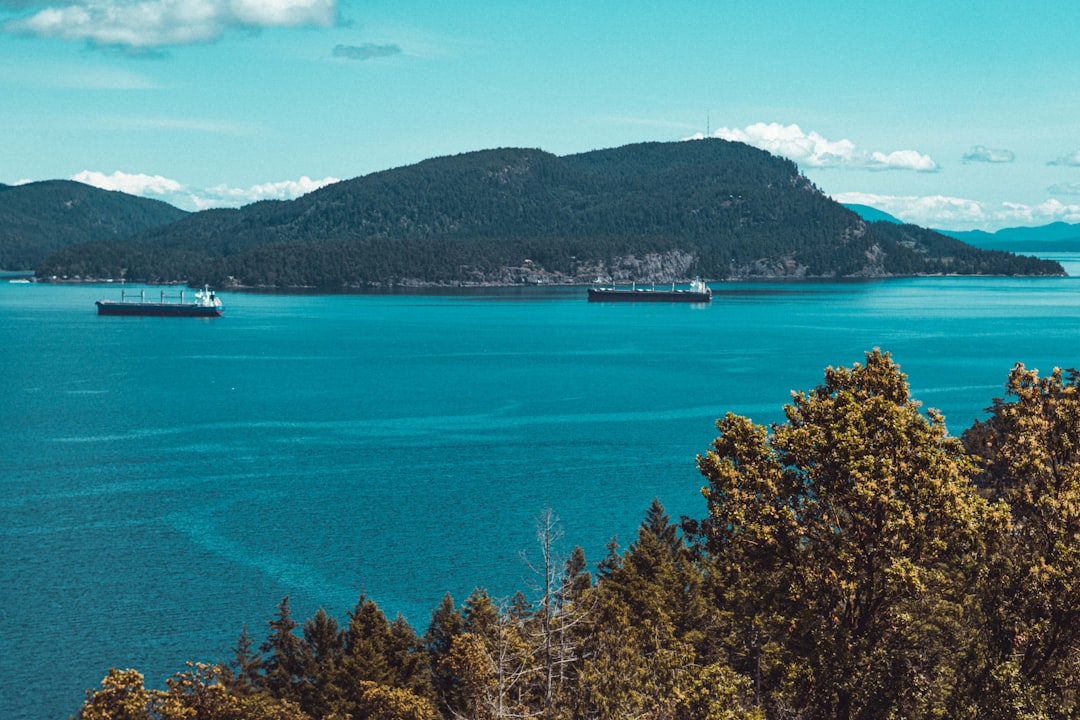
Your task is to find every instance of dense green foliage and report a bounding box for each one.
[37,142,1061,286]
[76,352,1080,719]
[0,181,188,270]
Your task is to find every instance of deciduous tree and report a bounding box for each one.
[76,668,154,720]
[964,364,1080,716]
[698,349,1005,720]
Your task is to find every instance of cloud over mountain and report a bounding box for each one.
[71,170,184,196]
[196,176,341,209]
[69,169,339,210]
[835,190,1080,231]
[2,0,338,47]
[687,122,938,172]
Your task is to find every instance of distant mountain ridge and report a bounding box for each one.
[844,204,1080,252]
[32,141,1064,286]
[938,222,1080,251]
[0,180,189,271]
[842,204,904,225]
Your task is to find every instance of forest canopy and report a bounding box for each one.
[75,351,1080,720]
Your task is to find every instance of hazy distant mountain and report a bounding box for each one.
[843,204,904,225]
[37,141,1062,286]
[938,222,1080,252]
[0,180,188,270]
[846,203,1080,253]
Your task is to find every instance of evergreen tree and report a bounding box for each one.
[424,593,465,716]
[334,593,396,715]
[260,597,305,702]
[560,546,592,604]
[298,608,344,718]
[387,614,434,700]
[568,499,701,719]
[226,624,262,692]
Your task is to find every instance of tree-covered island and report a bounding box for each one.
[20,140,1063,287]
[75,351,1080,720]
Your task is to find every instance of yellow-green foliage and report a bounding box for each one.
[75,351,1080,720]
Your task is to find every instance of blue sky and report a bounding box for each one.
[2,0,1079,231]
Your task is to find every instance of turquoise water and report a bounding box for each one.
[4,271,1080,719]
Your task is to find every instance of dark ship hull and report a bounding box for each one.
[587,288,712,302]
[95,301,223,317]
[95,286,223,317]
[587,279,712,303]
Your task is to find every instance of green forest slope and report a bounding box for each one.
[0,180,188,270]
[35,141,1062,286]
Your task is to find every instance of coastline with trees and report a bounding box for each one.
[75,351,1080,720]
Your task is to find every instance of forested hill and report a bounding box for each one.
[0,180,188,270]
[36,140,1061,286]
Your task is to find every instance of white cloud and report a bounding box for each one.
[1049,150,1080,167]
[963,145,1016,163]
[834,191,1080,232]
[867,149,939,172]
[72,169,185,196]
[71,169,340,210]
[4,0,338,47]
[686,122,939,173]
[193,175,340,209]
[230,0,334,27]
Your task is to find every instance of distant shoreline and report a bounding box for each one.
[20,268,1070,291]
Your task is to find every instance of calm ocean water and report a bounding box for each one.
[4,262,1080,719]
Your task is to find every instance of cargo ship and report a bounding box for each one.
[587,277,712,303]
[95,285,224,317]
